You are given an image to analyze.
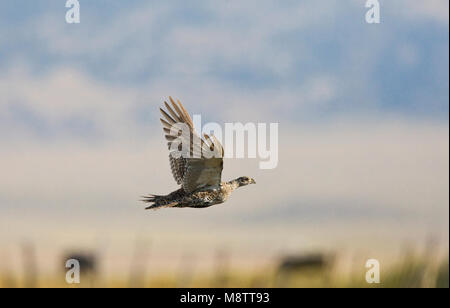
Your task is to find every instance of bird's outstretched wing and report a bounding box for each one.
[159,97,224,193]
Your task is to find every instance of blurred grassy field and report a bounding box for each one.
[1,251,448,288]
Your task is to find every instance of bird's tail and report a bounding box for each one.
[140,194,179,210]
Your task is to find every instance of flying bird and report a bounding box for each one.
[142,97,255,210]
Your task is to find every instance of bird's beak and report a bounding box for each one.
[251,179,256,184]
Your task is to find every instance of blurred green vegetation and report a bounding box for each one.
[1,252,448,288]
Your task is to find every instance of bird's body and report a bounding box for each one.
[142,97,255,210]
[142,181,237,209]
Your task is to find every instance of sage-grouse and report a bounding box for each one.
[142,97,255,210]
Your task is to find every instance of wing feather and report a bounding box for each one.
[169,97,190,126]
[177,99,194,127]
[160,118,172,129]
[158,97,224,192]
[160,108,177,124]
[164,101,183,122]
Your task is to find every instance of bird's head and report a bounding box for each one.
[235,176,256,187]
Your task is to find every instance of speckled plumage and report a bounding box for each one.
[142,97,255,210]
[142,182,236,209]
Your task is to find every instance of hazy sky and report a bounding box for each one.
[0,1,448,273]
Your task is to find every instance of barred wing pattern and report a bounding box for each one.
[160,97,224,193]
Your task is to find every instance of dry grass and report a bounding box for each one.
[1,253,448,288]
